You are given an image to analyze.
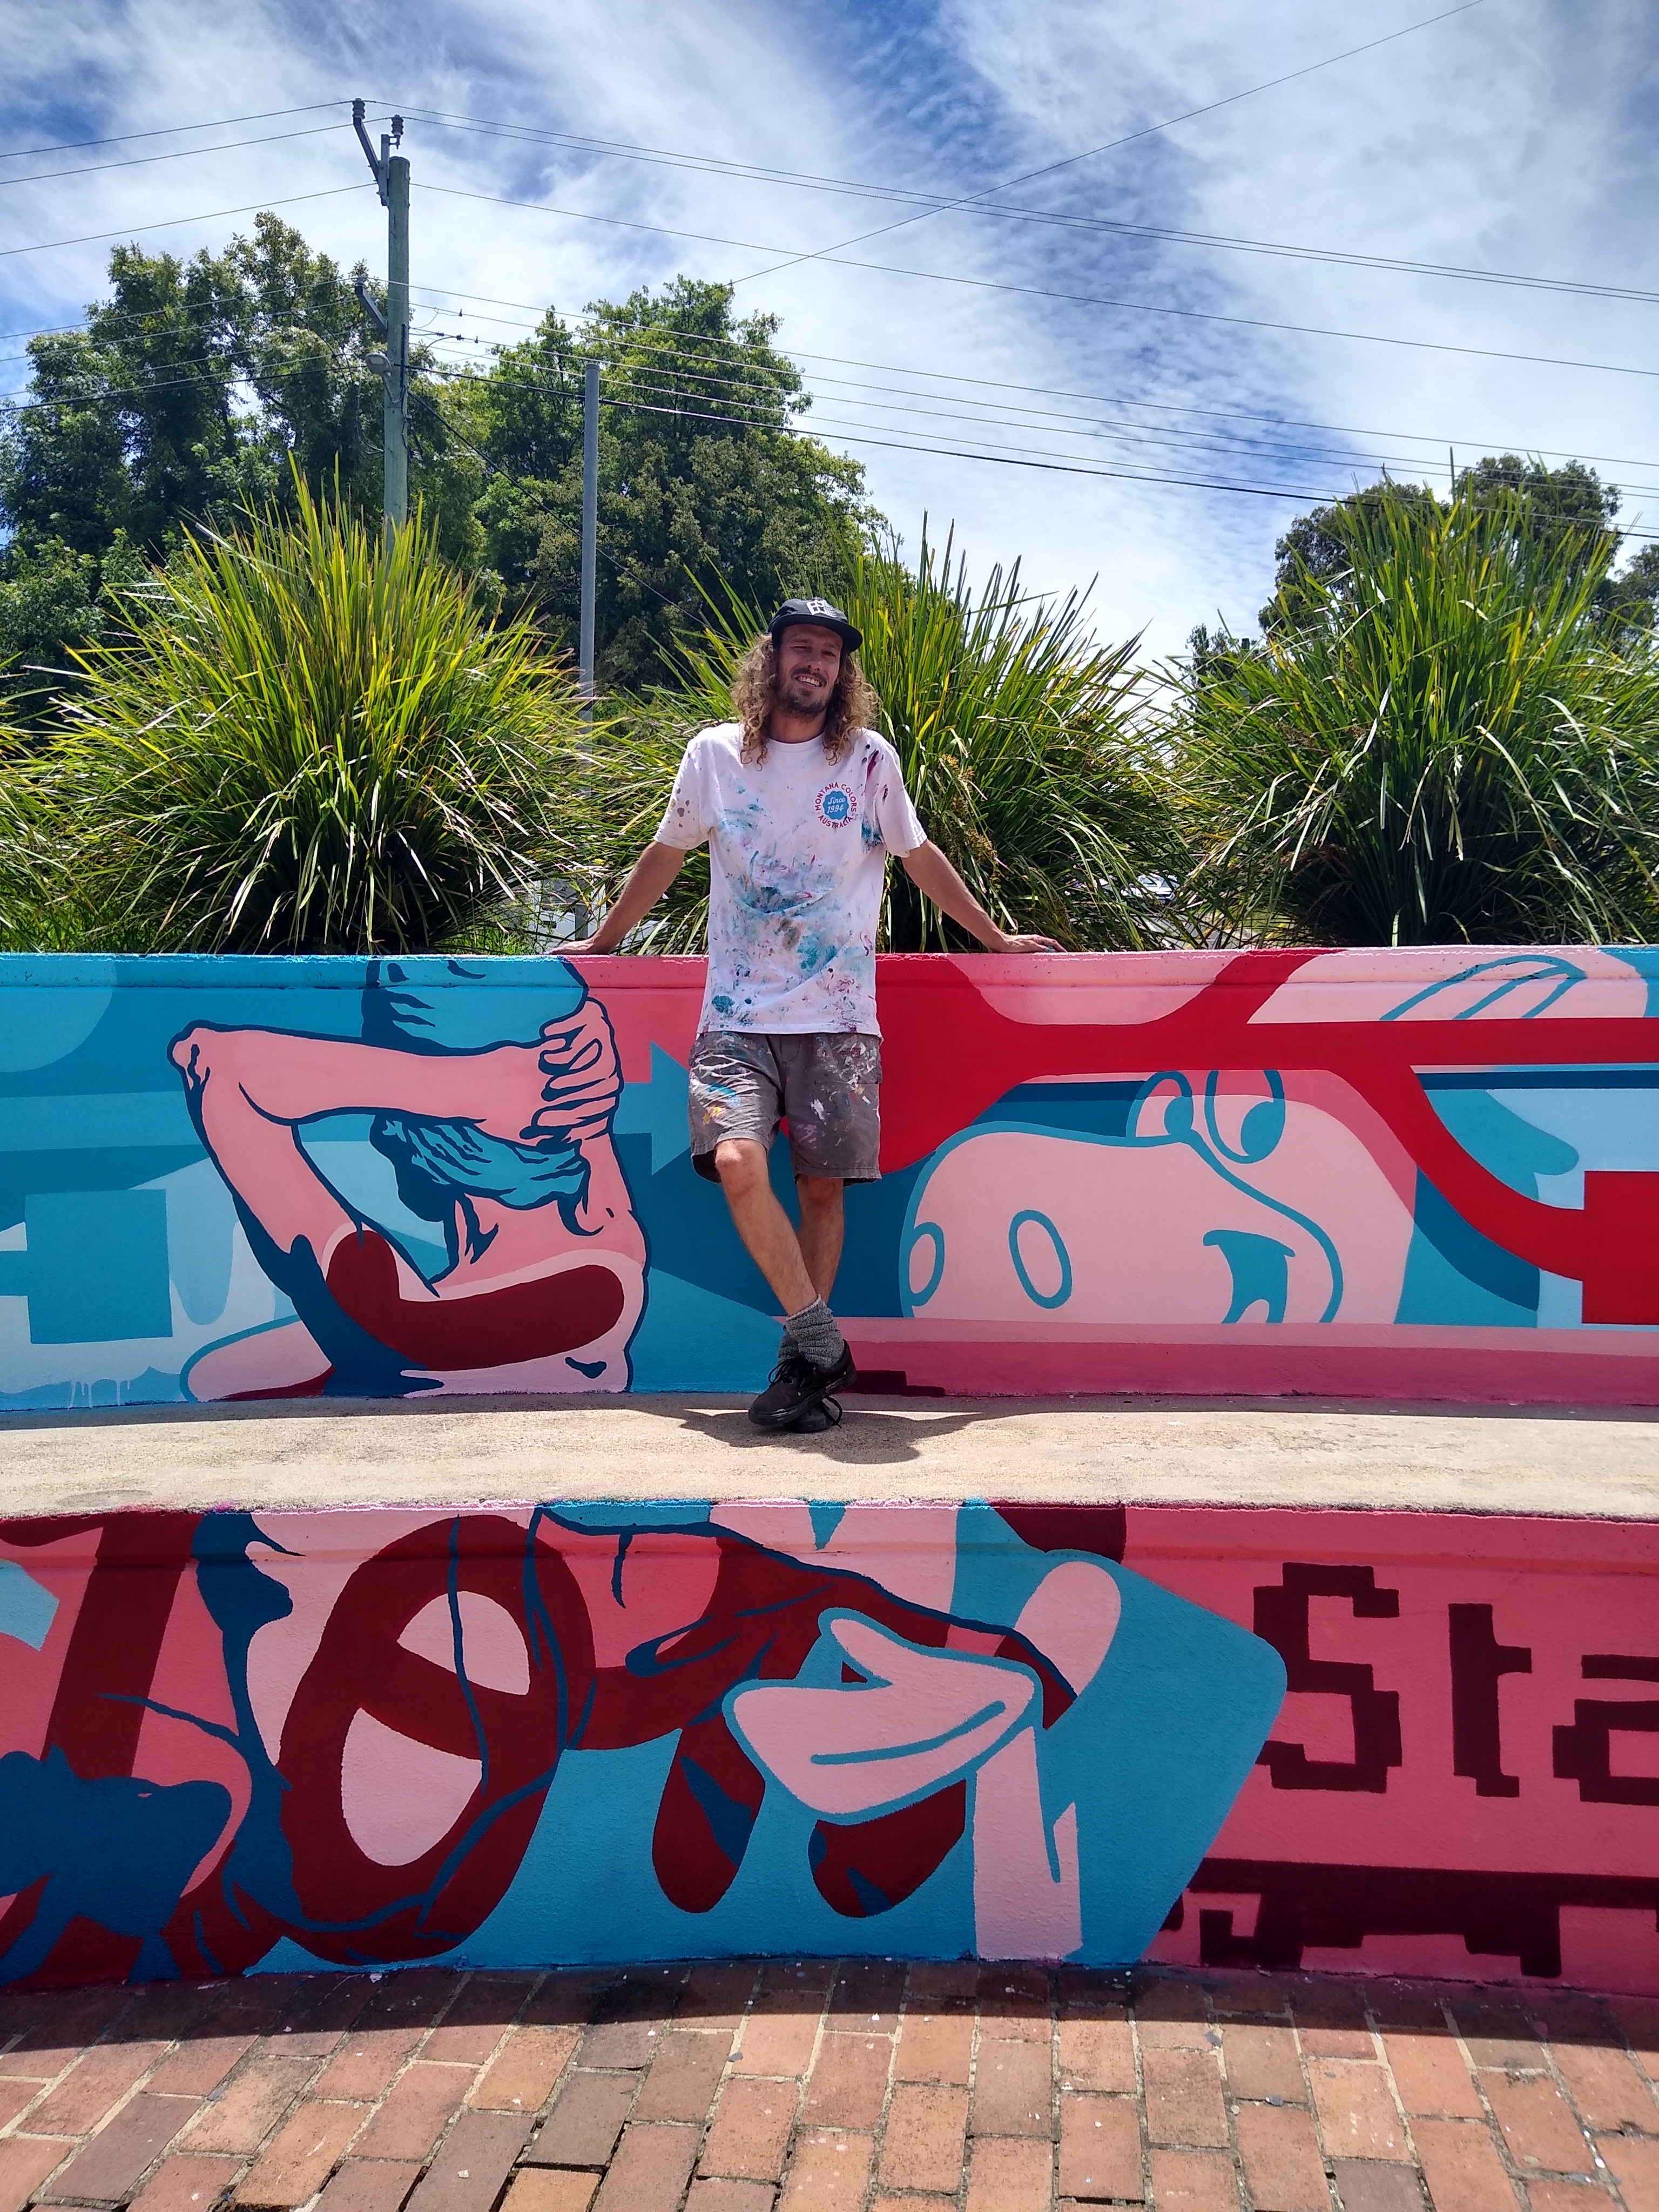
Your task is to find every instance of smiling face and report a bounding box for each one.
[774,623,844,720]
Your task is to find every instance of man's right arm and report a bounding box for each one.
[564,841,688,955]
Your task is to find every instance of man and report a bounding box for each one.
[568,597,1057,1430]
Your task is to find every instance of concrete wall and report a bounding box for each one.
[2,1499,1655,1992]
[3,946,1659,1409]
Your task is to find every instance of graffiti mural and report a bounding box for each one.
[3,945,1659,1408]
[0,1501,1284,1987]
[3,1500,1656,1992]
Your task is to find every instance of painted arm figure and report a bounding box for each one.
[169,995,645,1400]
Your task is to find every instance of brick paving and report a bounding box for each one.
[0,1963,1656,2212]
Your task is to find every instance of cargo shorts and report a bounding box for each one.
[687,1031,882,1184]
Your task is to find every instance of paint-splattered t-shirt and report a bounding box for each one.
[656,721,927,1035]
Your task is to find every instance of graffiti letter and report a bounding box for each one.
[1553,1654,1659,1806]
[1449,1604,1532,1798]
[1253,1564,1402,1793]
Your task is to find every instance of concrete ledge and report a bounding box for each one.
[4,1391,1659,1519]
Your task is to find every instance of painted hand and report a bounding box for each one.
[726,1614,1038,1820]
[524,1000,623,1148]
[462,1001,623,1151]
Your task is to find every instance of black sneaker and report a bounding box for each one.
[748,1343,856,1430]
[787,1395,844,1434]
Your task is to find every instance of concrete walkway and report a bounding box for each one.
[4,1394,1659,1519]
[1,1957,1656,2212]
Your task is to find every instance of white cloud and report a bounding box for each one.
[4,0,1656,656]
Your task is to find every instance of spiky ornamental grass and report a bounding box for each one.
[22,478,581,953]
[556,528,1181,952]
[1181,486,1659,946]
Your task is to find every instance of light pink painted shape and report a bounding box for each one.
[729,1615,1035,1818]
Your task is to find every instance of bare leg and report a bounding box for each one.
[795,1176,845,1304]
[714,1139,818,1314]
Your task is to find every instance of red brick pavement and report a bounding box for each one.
[0,1960,1655,2212]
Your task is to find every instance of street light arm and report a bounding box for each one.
[352,97,388,204]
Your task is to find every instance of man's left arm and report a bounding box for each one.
[899,841,1061,954]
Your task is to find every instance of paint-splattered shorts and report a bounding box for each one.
[688,1031,883,1184]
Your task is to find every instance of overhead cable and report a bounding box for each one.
[414,182,1659,385]
[398,97,1657,312]
[0,102,343,163]
[0,183,373,261]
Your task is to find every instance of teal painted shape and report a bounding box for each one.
[0,1094,196,1150]
[1610,945,1659,1021]
[629,1269,778,1392]
[1399,1174,1537,1324]
[23,1190,172,1344]
[0,987,115,1074]
[161,1164,239,1326]
[1428,1087,1579,1193]
[0,1561,57,1650]
[1202,1229,1296,1323]
[1399,1090,1577,1325]
[298,1118,453,1283]
[808,1503,847,1549]
[613,1046,692,1175]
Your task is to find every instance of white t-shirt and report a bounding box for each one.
[656,721,927,1036]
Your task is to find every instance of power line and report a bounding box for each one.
[0,117,397,192]
[402,280,1659,479]
[400,89,1659,314]
[417,355,1659,537]
[11,275,1659,509]
[718,1,1489,288]
[0,183,373,262]
[415,182,1659,386]
[6,322,1657,539]
[0,103,342,163]
[420,330,1624,494]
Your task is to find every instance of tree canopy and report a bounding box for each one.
[0,221,873,718]
[1255,457,1659,641]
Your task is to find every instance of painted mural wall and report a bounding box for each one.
[1,1500,1655,1993]
[3,945,1659,1408]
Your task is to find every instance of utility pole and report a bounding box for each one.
[579,358,599,709]
[353,100,408,532]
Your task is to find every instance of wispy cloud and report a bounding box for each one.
[4,0,1655,654]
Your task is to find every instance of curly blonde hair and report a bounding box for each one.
[731,632,879,766]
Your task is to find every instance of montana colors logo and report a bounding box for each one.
[816,783,856,827]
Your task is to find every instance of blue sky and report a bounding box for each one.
[3,0,1657,655]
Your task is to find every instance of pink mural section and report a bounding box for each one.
[1136,1505,1659,1999]
[0,1500,1654,1994]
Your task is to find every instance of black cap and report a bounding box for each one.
[768,596,862,653]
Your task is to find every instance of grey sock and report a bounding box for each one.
[784,1297,845,1372]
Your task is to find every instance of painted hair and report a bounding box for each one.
[731,632,879,767]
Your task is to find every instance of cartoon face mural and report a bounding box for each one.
[0,1502,1285,1986]
[4,942,1659,1411]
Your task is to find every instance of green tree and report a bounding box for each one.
[452,276,872,686]
[0,534,146,725]
[16,476,579,953]
[1258,458,1659,640]
[1183,484,1659,946]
